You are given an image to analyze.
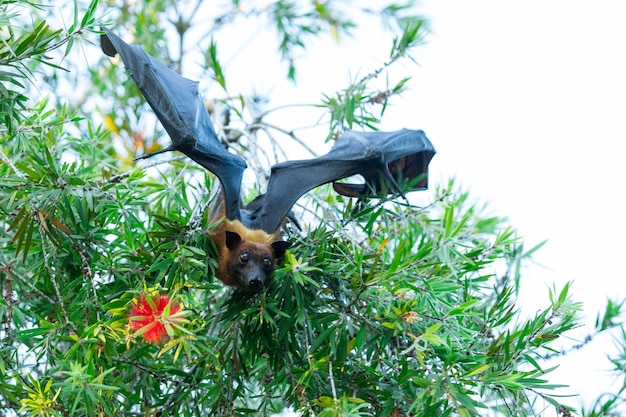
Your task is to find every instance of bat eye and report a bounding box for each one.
[262,257,273,270]
[239,252,251,264]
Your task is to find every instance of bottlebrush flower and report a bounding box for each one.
[128,293,187,344]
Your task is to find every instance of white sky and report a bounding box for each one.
[406,1,626,411]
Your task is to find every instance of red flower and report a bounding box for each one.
[128,293,184,343]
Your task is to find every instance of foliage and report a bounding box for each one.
[580,302,626,417]
[1,0,625,416]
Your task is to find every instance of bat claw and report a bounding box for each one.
[133,146,175,161]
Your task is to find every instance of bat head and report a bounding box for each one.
[223,231,290,293]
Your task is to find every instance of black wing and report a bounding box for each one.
[101,29,246,221]
[248,129,435,233]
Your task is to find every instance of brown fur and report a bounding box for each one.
[208,193,289,292]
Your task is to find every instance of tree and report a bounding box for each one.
[1,0,624,416]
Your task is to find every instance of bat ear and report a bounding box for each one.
[225,231,242,250]
[270,240,291,259]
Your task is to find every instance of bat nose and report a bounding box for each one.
[248,278,263,292]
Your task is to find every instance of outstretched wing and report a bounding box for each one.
[101,29,246,221]
[248,129,435,233]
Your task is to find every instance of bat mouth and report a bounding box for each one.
[247,278,264,293]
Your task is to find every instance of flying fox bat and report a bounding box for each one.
[101,29,436,293]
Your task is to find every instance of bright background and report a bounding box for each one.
[407,1,626,408]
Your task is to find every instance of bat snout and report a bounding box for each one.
[247,277,264,292]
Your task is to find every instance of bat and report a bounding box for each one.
[101,29,436,292]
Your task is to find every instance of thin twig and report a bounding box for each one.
[0,116,76,135]
[247,121,320,157]
[38,219,71,327]
[11,271,57,305]
[252,102,318,121]
[0,148,26,178]
[73,242,101,321]
[183,189,214,240]
[329,360,338,405]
